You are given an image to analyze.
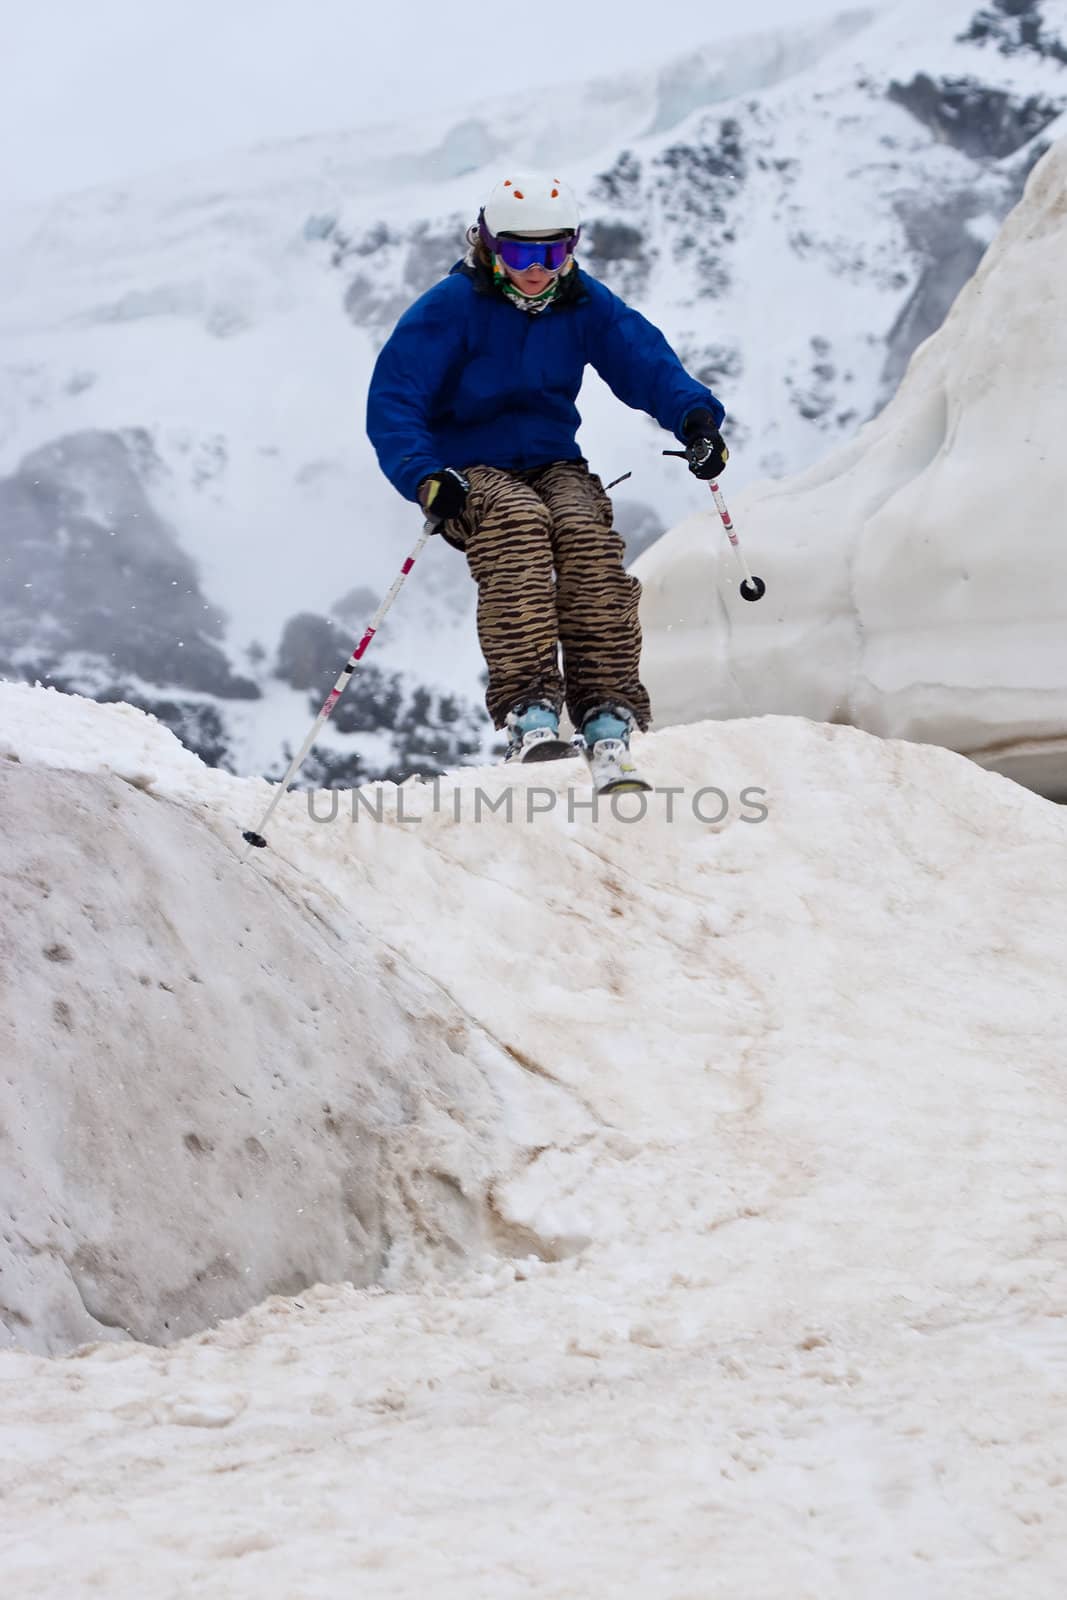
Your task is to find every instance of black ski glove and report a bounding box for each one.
[418,467,470,521]
[682,409,729,480]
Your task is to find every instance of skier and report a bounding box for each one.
[366,172,728,791]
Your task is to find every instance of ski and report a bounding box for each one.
[585,736,651,795]
[504,724,583,765]
[593,774,653,795]
[516,738,583,764]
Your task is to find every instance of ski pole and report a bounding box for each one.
[242,518,437,851]
[663,450,766,601]
[704,479,766,601]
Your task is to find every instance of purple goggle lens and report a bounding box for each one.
[479,215,579,272]
[495,234,575,271]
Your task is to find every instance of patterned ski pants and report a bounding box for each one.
[443,460,652,730]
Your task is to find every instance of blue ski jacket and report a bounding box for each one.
[366,259,725,503]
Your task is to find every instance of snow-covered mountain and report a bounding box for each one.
[1,0,1065,784]
[3,678,1066,1592]
[639,130,1067,799]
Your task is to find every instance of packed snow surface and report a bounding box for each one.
[2,680,1067,1596]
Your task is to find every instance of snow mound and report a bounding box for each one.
[0,692,589,1355]
[2,679,1067,1588]
[3,678,1066,1346]
[639,134,1067,800]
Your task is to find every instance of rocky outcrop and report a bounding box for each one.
[887,73,1063,160]
[959,0,1067,64]
[880,194,990,401]
[0,430,261,764]
[0,430,254,700]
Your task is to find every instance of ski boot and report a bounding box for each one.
[581,703,652,794]
[504,699,578,764]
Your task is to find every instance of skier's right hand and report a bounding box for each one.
[418,467,470,522]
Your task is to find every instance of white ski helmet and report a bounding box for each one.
[480,173,580,238]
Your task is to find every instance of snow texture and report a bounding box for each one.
[1,678,1067,1595]
[640,132,1067,799]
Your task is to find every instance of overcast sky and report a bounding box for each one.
[5,0,893,203]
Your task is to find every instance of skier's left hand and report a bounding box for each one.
[682,409,729,480]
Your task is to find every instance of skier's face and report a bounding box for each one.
[492,229,575,295]
[502,259,558,294]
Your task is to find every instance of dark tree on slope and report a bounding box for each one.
[273,611,484,785]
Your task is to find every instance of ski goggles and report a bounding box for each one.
[479,217,579,272]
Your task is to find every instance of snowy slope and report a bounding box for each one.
[2,680,1067,1594]
[639,131,1067,798]
[2,0,1066,784]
